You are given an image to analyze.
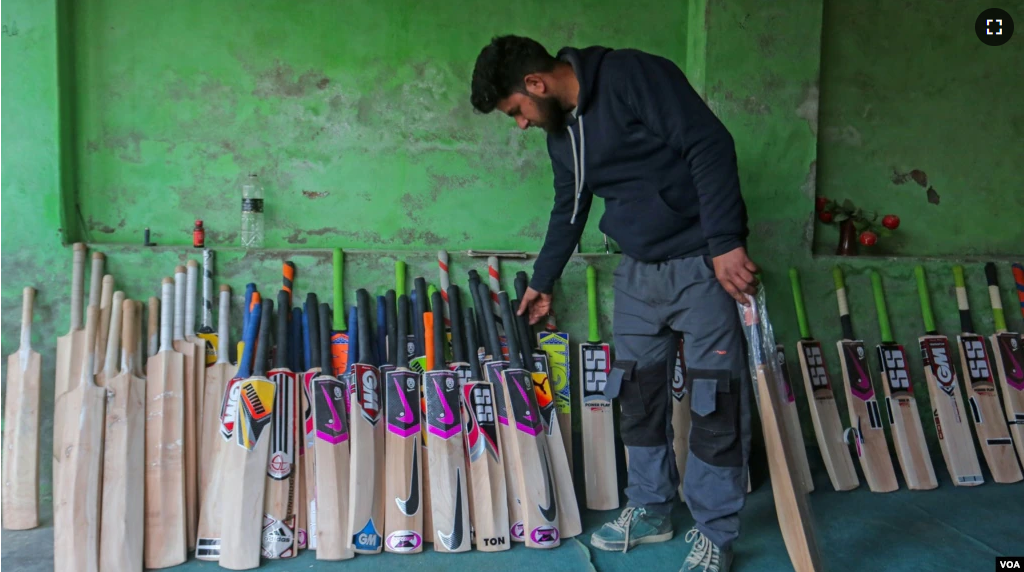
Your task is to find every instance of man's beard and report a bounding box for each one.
[531,94,568,134]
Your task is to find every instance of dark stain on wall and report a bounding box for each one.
[88,216,126,234]
[253,62,330,99]
[302,190,329,199]
[394,228,444,246]
[205,229,238,245]
[429,173,478,201]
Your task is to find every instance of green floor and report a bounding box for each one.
[5,461,1022,571]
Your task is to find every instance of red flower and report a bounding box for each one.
[882,214,900,230]
[818,211,834,223]
[816,197,829,212]
[859,231,878,246]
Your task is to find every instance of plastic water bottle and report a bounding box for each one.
[240,174,264,249]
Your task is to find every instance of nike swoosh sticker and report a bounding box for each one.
[435,378,454,424]
[397,378,414,423]
[322,384,343,432]
[437,468,464,550]
[539,449,557,523]
[515,375,534,421]
[999,337,1024,382]
[396,445,420,516]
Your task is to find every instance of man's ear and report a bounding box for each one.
[523,74,547,96]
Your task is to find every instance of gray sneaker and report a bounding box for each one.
[681,527,733,572]
[590,507,673,553]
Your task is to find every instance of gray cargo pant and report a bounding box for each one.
[611,254,752,550]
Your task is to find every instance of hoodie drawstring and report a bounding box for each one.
[568,115,586,224]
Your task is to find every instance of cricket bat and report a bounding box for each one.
[412,277,429,373]
[220,297,276,570]
[498,291,561,548]
[741,293,824,572]
[670,339,690,498]
[377,295,388,365]
[186,260,208,445]
[914,266,984,485]
[52,250,102,484]
[312,302,355,561]
[487,256,509,359]
[237,284,256,362]
[384,294,425,553]
[771,346,815,493]
[985,263,1024,464]
[199,285,233,508]
[537,310,572,481]
[476,281,523,541]
[426,290,472,553]
[413,278,433,542]
[94,274,114,376]
[100,298,146,571]
[148,296,160,361]
[263,290,300,559]
[832,267,898,493]
[869,270,938,490]
[53,305,105,572]
[447,284,472,385]
[53,244,87,469]
[439,249,452,327]
[468,269,489,364]
[348,289,385,553]
[196,286,244,561]
[283,261,296,307]
[144,278,188,568]
[952,266,1022,483]
[301,293,321,551]
[330,248,350,377]
[2,287,41,530]
[197,249,218,366]
[1013,264,1024,322]
[788,268,859,491]
[170,265,200,550]
[579,265,619,509]
[513,272,581,538]
[291,305,307,550]
[460,306,510,551]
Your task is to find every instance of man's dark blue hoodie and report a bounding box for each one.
[529,45,748,294]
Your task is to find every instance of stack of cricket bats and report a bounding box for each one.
[16,241,1023,571]
[30,246,588,570]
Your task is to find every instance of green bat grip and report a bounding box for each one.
[789,268,811,339]
[985,263,1007,332]
[427,283,438,299]
[915,266,937,333]
[333,248,346,330]
[396,260,406,296]
[953,265,966,288]
[586,265,599,343]
[870,271,893,343]
[832,266,845,291]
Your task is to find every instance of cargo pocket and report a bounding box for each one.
[619,359,670,447]
[687,367,742,467]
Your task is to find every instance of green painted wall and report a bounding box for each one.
[814,0,1024,257]
[2,0,1023,522]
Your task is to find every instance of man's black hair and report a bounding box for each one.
[470,35,558,113]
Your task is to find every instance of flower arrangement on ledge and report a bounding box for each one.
[816,197,900,255]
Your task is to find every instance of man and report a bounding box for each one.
[471,36,758,572]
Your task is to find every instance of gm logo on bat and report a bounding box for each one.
[976,9,1014,46]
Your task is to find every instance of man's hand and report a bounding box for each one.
[712,246,759,305]
[517,287,552,325]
